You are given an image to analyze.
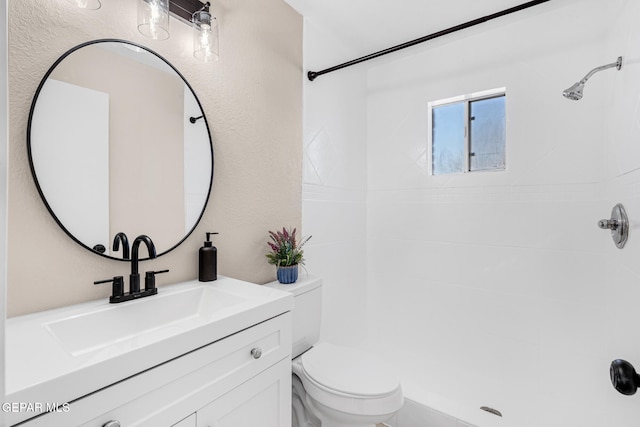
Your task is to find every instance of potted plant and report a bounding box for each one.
[266,227,311,284]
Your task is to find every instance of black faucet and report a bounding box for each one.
[112,232,130,259]
[94,234,169,303]
[130,235,156,294]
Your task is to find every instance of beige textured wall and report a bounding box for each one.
[7,0,302,317]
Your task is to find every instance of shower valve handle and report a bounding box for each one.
[598,203,629,249]
[610,359,640,396]
[598,219,619,230]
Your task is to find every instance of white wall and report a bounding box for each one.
[31,79,110,251]
[301,17,369,346]
[303,0,640,426]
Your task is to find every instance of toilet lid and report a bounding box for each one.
[301,343,400,397]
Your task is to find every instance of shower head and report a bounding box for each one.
[563,82,584,101]
[563,56,622,101]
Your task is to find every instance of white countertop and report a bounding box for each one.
[5,276,292,425]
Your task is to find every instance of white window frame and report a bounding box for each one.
[427,87,506,176]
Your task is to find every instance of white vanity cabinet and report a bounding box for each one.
[17,312,291,427]
[195,358,290,427]
[166,355,290,427]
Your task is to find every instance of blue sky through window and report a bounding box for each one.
[432,102,465,175]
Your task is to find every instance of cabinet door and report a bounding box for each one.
[197,358,291,427]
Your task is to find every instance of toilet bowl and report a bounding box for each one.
[293,342,403,427]
[265,277,404,427]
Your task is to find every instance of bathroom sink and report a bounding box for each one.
[45,284,247,356]
[5,276,293,424]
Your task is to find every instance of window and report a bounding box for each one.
[429,88,506,175]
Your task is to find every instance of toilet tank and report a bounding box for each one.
[265,275,322,358]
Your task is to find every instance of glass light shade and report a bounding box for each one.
[137,0,170,40]
[68,0,101,9]
[193,10,219,62]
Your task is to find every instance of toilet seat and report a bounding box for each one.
[294,343,403,417]
[301,343,400,397]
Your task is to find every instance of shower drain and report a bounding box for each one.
[480,406,503,417]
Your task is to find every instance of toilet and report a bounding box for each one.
[266,276,403,427]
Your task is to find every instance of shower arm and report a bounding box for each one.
[577,57,622,85]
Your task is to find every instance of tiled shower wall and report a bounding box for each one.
[302,18,369,347]
[601,2,640,425]
[363,4,612,426]
[303,0,640,426]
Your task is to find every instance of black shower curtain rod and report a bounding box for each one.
[307,0,551,82]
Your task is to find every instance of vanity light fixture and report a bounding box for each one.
[138,0,170,40]
[70,0,217,60]
[138,0,219,60]
[192,3,219,62]
[67,0,101,10]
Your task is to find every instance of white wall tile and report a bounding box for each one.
[302,17,369,347]
[302,199,366,245]
[303,242,368,346]
[362,3,622,423]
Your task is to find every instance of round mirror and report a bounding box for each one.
[27,39,213,260]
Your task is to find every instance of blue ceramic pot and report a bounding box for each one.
[277,264,298,284]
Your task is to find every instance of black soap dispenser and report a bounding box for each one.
[199,232,218,282]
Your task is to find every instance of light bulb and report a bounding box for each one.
[193,10,219,62]
[137,0,170,40]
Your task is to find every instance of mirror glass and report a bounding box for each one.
[28,39,213,260]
